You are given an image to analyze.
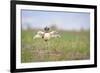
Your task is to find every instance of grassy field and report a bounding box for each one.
[21,29,90,63]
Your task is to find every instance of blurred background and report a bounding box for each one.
[21,9,90,63]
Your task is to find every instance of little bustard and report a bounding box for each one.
[33,27,61,41]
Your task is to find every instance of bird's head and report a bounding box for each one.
[44,26,49,32]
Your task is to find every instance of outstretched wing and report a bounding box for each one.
[50,31,61,38]
[33,31,44,39]
[49,31,58,35]
[37,31,45,35]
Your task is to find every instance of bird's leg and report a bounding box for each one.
[45,41,49,60]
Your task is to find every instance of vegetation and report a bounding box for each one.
[21,29,90,63]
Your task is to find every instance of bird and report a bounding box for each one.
[33,27,61,41]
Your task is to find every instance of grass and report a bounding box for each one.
[21,29,90,63]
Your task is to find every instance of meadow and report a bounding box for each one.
[21,29,90,63]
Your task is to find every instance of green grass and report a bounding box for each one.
[21,30,90,63]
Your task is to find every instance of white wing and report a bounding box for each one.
[50,31,61,38]
[33,31,44,39]
[37,31,45,35]
[51,34,61,38]
[49,31,58,35]
[34,34,43,39]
